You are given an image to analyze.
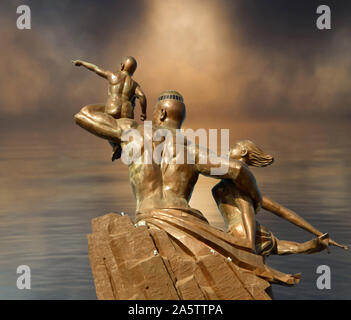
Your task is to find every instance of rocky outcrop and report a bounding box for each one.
[88,213,299,300]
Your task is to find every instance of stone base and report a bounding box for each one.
[87,213,282,300]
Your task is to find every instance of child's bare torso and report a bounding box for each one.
[106,71,137,118]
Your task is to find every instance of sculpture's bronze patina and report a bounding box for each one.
[212,140,347,256]
[75,91,261,217]
[72,56,147,161]
[72,56,147,121]
[73,63,347,299]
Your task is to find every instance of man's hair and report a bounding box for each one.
[157,90,184,103]
[154,90,186,128]
[236,140,274,167]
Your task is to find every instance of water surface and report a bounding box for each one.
[0,121,350,299]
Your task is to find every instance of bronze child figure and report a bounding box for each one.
[72,56,147,160]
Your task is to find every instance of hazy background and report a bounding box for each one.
[0,0,351,299]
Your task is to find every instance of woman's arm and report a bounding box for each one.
[262,196,348,250]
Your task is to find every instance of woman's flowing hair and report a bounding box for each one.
[237,140,274,167]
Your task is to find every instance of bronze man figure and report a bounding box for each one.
[74,91,261,213]
[75,91,305,300]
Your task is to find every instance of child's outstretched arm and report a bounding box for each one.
[72,59,111,79]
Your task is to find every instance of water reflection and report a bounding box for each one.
[0,121,350,299]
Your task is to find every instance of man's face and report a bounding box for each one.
[152,104,163,125]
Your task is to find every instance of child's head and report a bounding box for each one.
[229,140,274,167]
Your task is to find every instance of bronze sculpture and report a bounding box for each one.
[212,140,347,256]
[73,61,347,299]
[74,91,262,217]
[72,56,146,121]
[72,56,147,161]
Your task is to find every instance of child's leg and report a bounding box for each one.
[121,101,134,119]
[105,100,122,119]
[75,103,120,142]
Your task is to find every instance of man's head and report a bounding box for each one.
[229,140,274,167]
[152,91,186,129]
[120,56,137,75]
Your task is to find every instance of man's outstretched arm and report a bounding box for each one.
[195,147,262,211]
[72,59,111,79]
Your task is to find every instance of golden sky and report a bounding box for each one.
[1,0,351,130]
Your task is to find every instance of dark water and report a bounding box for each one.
[0,121,350,299]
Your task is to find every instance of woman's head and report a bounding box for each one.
[229,140,274,167]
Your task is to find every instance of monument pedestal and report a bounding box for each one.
[88,213,299,300]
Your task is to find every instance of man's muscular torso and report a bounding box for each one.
[120,124,199,212]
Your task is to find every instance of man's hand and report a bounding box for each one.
[72,59,83,67]
[195,148,262,211]
[140,113,147,121]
